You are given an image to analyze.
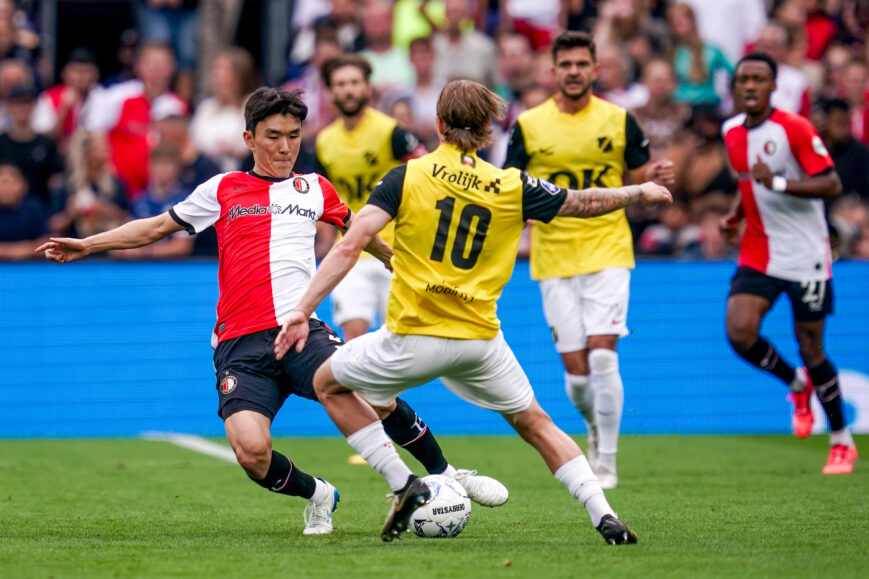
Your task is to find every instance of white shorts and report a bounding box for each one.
[330,258,392,327]
[539,267,630,353]
[330,327,535,414]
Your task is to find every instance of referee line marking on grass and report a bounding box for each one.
[141,431,238,464]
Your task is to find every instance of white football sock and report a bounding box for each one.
[565,373,595,428]
[309,477,330,503]
[554,455,614,527]
[590,349,623,458]
[346,421,413,491]
[790,367,807,393]
[830,428,854,447]
[439,464,458,478]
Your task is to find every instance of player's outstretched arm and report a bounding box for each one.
[339,213,394,271]
[35,212,186,264]
[557,182,673,218]
[275,205,393,359]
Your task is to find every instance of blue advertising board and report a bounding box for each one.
[1,260,866,438]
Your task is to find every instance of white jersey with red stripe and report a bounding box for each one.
[170,171,350,344]
[722,109,835,282]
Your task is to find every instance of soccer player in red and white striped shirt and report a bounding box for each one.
[721,52,857,474]
[37,87,508,534]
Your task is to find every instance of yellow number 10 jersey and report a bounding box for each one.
[368,143,567,339]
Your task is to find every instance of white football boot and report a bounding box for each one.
[302,478,340,535]
[454,469,509,507]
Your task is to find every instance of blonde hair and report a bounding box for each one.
[436,80,505,152]
[67,129,114,197]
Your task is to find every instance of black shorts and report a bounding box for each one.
[213,319,343,420]
[729,266,834,322]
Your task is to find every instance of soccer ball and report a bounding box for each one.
[410,475,472,538]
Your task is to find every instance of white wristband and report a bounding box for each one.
[771,176,787,192]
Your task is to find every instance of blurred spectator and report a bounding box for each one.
[135,0,198,103]
[501,0,560,50]
[637,201,700,255]
[594,0,671,69]
[407,35,444,150]
[31,47,103,151]
[393,0,445,50]
[829,194,869,258]
[0,163,45,260]
[0,84,63,208]
[48,130,129,238]
[840,58,869,144]
[285,29,341,155]
[0,1,41,78]
[668,105,735,202]
[432,0,497,88]
[633,58,690,159]
[103,29,140,87]
[359,0,416,96]
[667,2,734,107]
[117,144,194,259]
[84,41,188,201]
[288,0,363,74]
[155,111,221,192]
[596,42,649,110]
[682,207,738,260]
[819,98,869,199]
[529,49,558,96]
[820,43,854,100]
[493,30,534,101]
[773,0,836,62]
[753,22,811,117]
[0,57,34,130]
[196,0,243,100]
[679,0,766,64]
[190,47,257,172]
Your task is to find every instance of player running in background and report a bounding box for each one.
[275,79,673,544]
[315,54,426,340]
[721,52,857,474]
[504,31,675,489]
[37,87,506,535]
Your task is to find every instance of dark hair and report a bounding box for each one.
[149,143,182,162]
[409,35,433,53]
[320,54,372,88]
[437,80,505,151]
[551,31,596,63]
[820,97,849,114]
[243,87,308,133]
[735,52,778,80]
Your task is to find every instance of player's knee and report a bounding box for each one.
[726,323,757,353]
[232,438,271,477]
[588,349,618,376]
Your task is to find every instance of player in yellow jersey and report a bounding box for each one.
[275,80,672,544]
[505,32,675,490]
[315,54,426,340]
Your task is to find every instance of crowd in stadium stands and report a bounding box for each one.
[2,0,869,261]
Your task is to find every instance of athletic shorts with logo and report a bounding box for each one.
[729,265,833,322]
[213,319,343,420]
[330,326,535,414]
[330,258,392,327]
[539,267,630,353]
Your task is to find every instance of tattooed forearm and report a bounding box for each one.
[556,186,643,217]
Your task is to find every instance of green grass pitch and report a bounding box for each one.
[1,435,866,578]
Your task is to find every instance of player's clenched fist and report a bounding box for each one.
[637,182,673,205]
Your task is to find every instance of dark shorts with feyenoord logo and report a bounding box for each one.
[213,319,343,420]
[729,266,834,322]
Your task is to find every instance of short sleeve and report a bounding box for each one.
[367,165,406,218]
[504,122,530,170]
[390,126,426,161]
[625,113,651,170]
[318,175,351,228]
[785,116,835,177]
[170,173,225,235]
[520,170,567,222]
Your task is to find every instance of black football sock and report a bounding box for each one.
[807,359,846,432]
[738,337,796,385]
[250,450,316,499]
[382,398,449,475]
